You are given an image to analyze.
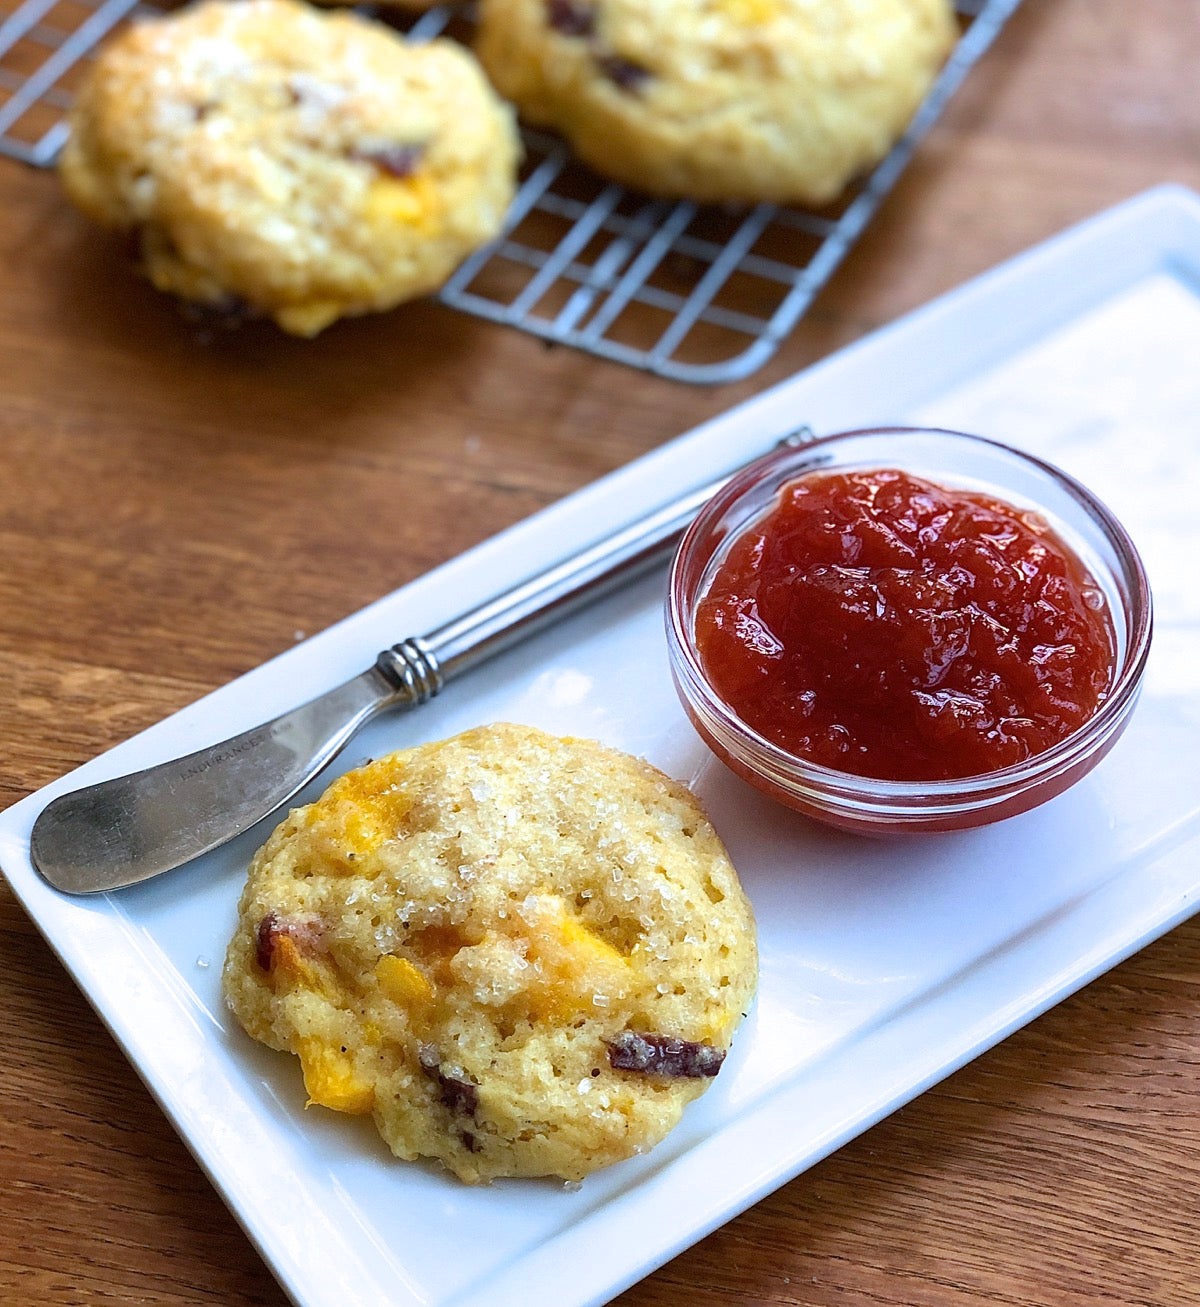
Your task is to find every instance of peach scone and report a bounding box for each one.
[474,0,956,204]
[223,723,757,1184]
[59,0,519,334]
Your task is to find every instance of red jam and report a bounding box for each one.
[694,468,1116,782]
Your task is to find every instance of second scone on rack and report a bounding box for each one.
[474,0,957,206]
[58,0,520,335]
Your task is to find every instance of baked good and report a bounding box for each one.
[58,0,519,335]
[473,0,956,205]
[222,722,757,1184]
[322,0,446,10]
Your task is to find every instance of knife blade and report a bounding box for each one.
[30,429,810,894]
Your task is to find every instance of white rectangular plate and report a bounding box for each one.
[5,184,1200,1307]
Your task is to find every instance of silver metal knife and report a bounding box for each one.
[29,430,810,895]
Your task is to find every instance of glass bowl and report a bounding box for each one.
[666,427,1154,834]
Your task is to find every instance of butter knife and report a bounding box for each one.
[30,430,810,895]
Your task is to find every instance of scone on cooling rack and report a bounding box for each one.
[223,723,757,1185]
[57,0,519,336]
[324,0,449,9]
[316,0,448,10]
[473,0,956,205]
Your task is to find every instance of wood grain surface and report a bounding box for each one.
[3,0,1200,1303]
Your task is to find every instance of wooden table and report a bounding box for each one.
[3,1,1199,1302]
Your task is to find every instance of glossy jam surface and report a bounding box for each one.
[694,468,1116,782]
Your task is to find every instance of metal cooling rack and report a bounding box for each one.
[0,0,1021,383]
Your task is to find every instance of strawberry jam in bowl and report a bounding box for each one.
[666,427,1153,834]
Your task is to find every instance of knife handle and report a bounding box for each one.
[376,427,812,696]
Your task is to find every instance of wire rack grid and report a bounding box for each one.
[0,0,1022,383]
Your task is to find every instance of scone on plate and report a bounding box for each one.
[223,723,757,1184]
[58,0,519,335]
[474,0,956,205]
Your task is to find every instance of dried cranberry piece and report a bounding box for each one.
[418,1044,480,1116]
[607,1031,725,1078]
[180,292,255,334]
[254,912,326,971]
[547,0,595,36]
[439,1072,479,1117]
[351,143,426,178]
[597,54,651,92]
[255,912,281,972]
